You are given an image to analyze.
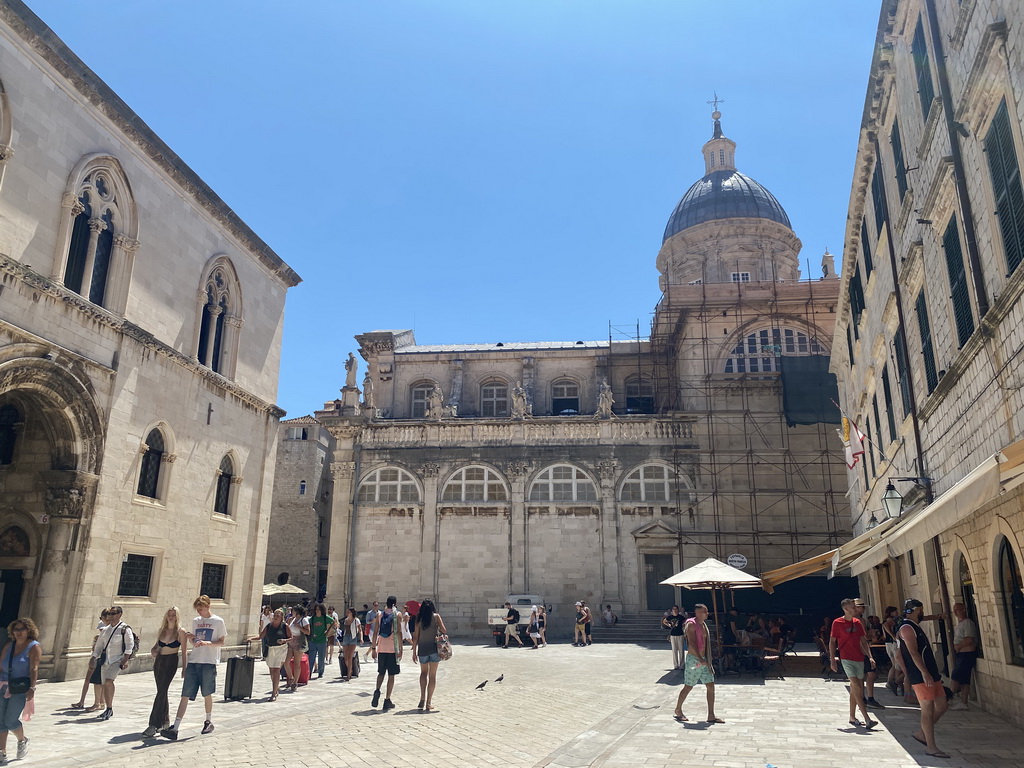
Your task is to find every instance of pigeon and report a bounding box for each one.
[495,674,504,683]
[475,680,488,690]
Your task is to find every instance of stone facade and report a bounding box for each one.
[0,2,298,678]
[273,112,851,637]
[833,0,1024,728]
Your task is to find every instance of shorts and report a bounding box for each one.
[342,636,359,647]
[885,641,898,662]
[89,656,104,685]
[181,662,217,700]
[683,653,714,686]
[504,624,518,637]
[100,660,125,682]
[419,652,441,663]
[841,659,865,679]
[265,643,288,668]
[912,679,943,701]
[376,652,400,676]
[575,623,586,633]
[951,652,977,685]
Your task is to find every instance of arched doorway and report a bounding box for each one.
[0,525,31,627]
[957,552,983,658]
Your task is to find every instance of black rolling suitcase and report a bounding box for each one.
[224,640,256,700]
[339,652,360,678]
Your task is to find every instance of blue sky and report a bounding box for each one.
[26,0,879,416]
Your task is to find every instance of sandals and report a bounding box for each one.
[706,717,725,724]
[269,693,278,702]
[69,702,85,709]
[926,751,951,759]
[673,714,688,722]
[417,700,425,710]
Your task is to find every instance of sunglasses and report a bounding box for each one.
[12,626,26,632]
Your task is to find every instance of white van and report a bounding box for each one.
[487,594,544,632]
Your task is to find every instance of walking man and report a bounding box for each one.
[581,601,593,645]
[663,606,686,669]
[92,606,135,721]
[161,595,226,740]
[898,598,949,757]
[371,595,403,710]
[949,602,978,710]
[854,598,885,709]
[673,604,723,724]
[503,602,523,648]
[829,598,876,729]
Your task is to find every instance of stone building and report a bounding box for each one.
[0,1,299,678]
[287,111,850,635]
[830,0,1024,727]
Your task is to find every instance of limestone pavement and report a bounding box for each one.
[23,643,1022,768]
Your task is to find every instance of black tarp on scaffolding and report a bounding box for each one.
[780,355,840,426]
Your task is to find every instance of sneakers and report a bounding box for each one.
[15,740,27,760]
[382,698,395,711]
[949,700,969,711]
[160,727,178,741]
[885,680,898,695]
[201,721,214,735]
[866,698,886,710]
[98,708,113,721]
[142,726,158,738]
[371,689,381,708]
[0,749,7,766]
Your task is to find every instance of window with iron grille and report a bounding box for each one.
[882,365,898,443]
[214,455,233,516]
[201,562,227,601]
[943,216,975,347]
[894,332,912,416]
[865,418,876,478]
[985,99,1024,275]
[872,395,884,454]
[871,163,887,237]
[916,291,938,394]
[117,554,154,597]
[912,18,935,120]
[137,428,165,499]
[861,220,873,275]
[891,118,908,200]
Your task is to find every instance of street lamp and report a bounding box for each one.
[866,512,881,530]
[881,481,903,520]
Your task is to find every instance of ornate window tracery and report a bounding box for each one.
[196,259,241,376]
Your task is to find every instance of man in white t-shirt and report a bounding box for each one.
[161,595,226,740]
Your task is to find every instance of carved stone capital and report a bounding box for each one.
[225,315,243,329]
[87,217,107,233]
[421,462,441,478]
[139,443,150,455]
[506,460,531,477]
[359,340,395,356]
[44,486,86,520]
[598,460,619,479]
[332,461,356,479]
[208,305,224,318]
[0,145,14,164]
[230,475,244,485]
[61,192,81,210]
[161,453,177,464]
[113,234,141,253]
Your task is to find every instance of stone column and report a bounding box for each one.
[51,194,84,282]
[108,234,140,315]
[598,459,622,611]
[521,357,535,411]
[508,460,530,593]
[326,458,356,605]
[419,462,441,598]
[448,360,464,412]
[79,217,106,298]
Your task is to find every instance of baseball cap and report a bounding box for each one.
[575,601,582,606]
[903,598,924,614]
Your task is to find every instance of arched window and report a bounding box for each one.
[442,467,508,502]
[137,428,166,499]
[299,480,307,496]
[0,404,21,465]
[481,381,509,417]
[276,572,289,586]
[214,455,234,516]
[529,465,597,502]
[620,464,680,502]
[57,156,139,313]
[411,383,433,418]
[998,537,1024,666]
[957,553,982,658]
[625,376,655,414]
[357,468,420,504]
[195,257,242,377]
[551,379,580,414]
[724,326,824,375]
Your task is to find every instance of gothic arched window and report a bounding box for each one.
[57,156,139,313]
[724,326,823,376]
[214,455,234,516]
[357,468,420,504]
[0,404,21,465]
[529,464,597,502]
[196,258,241,376]
[442,466,508,502]
[137,428,166,500]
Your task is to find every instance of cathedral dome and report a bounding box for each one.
[662,169,791,242]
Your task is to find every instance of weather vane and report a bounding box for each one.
[707,92,724,112]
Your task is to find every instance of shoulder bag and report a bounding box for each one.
[6,642,31,694]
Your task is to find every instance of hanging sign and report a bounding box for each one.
[727,553,748,569]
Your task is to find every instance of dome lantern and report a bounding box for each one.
[702,110,737,175]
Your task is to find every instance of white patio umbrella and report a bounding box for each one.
[262,582,309,596]
[660,558,762,656]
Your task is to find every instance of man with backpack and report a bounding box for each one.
[91,606,136,721]
[370,596,403,710]
[503,602,523,648]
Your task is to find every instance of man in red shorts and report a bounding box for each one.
[898,598,949,759]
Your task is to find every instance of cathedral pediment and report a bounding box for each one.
[630,519,679,539]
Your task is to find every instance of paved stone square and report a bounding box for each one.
[23,643,1021,768]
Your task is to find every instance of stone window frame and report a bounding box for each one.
[721,322,828,376]
[199,557,233,604]
[550,376,582,415]
[213,452,241,518]
[978,95,1024,280]
[624,375,655,414]
[357,466,421,504]
[618,462,692,504]
[440,465,508,503]
[992,522,1024,668]
[192,254,244,379]
[133,421,176,506]
[480,378,510,418]
[114,543,164,603]
[51,153,140,316]
[409,380,438,419]
[528,463,598,503]
[950,545,984,660]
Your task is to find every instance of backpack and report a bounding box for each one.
[380,611,395,638]
[510,609,520,624]
[122,625,139,658]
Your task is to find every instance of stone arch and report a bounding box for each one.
[617,460,695,503]
[990,515,1024,666]
[439,462,509,503]
[193,254,244,378]
[717,315,832,375]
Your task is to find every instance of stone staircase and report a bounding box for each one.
[587,612,670,643]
